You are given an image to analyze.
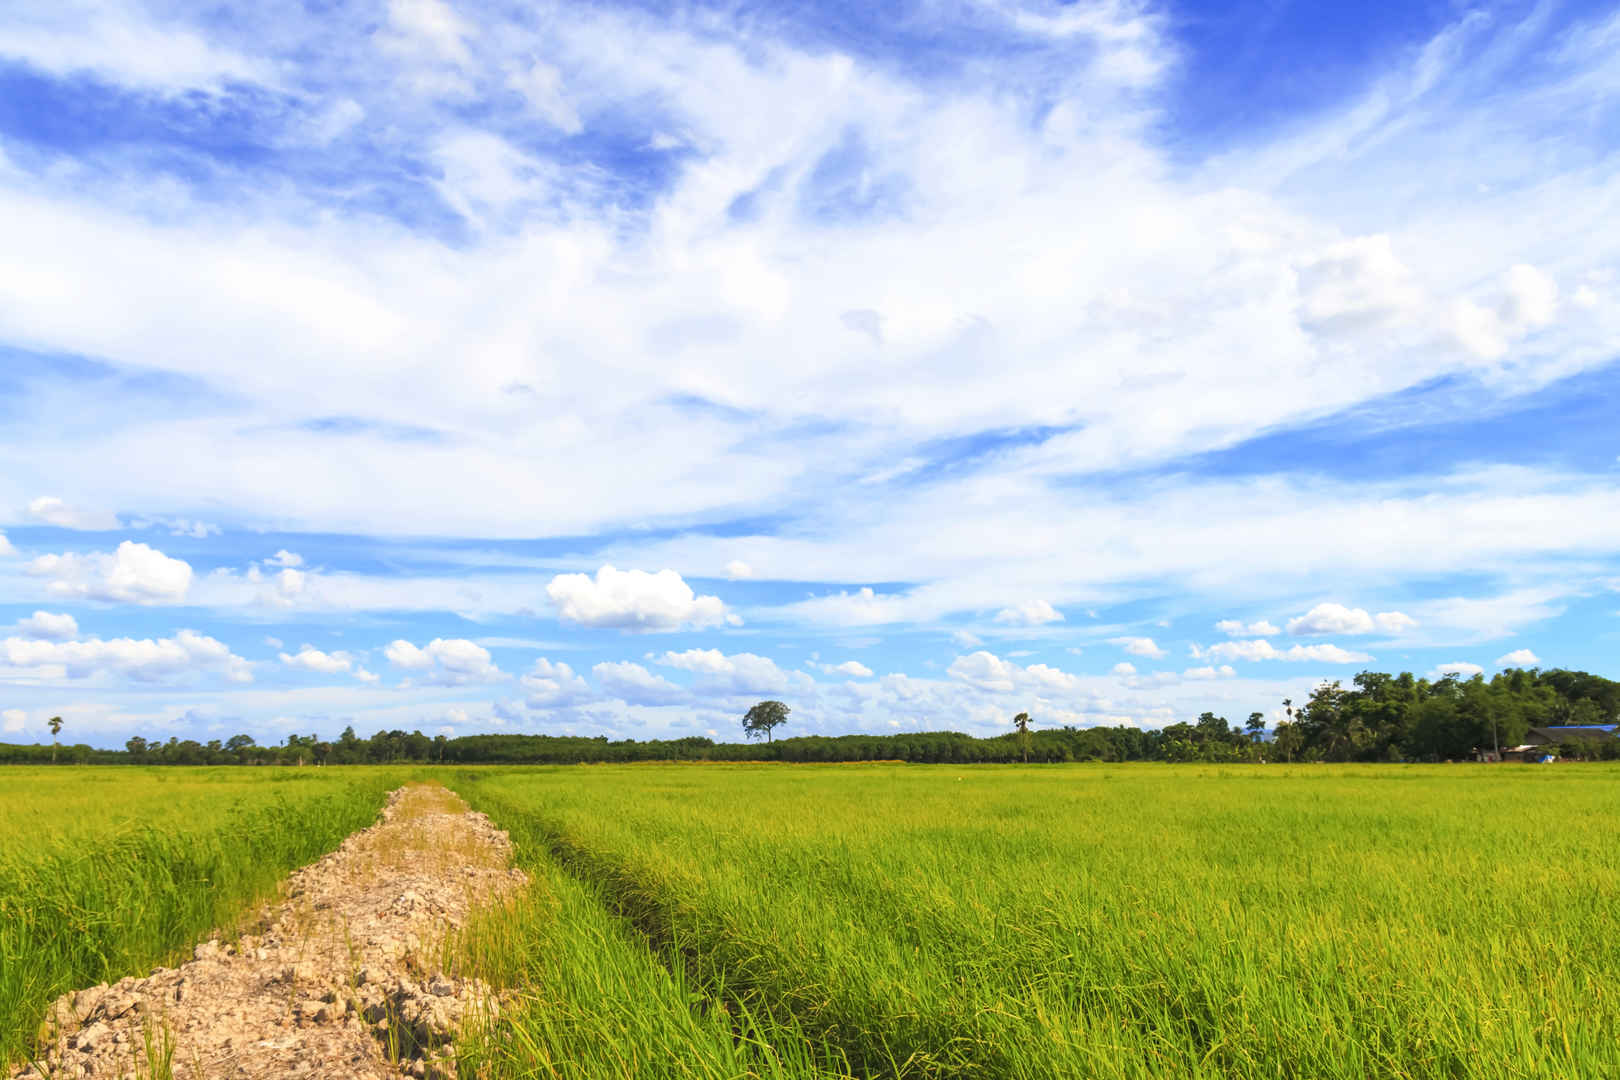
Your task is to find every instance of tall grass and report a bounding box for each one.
[446,779,851,1079]
[0,766,405,1067]
[449,763,1620,1080]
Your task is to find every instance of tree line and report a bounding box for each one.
[3,667,1616,767]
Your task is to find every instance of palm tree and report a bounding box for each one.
[47,716,63,764]
[1012,712,1032,764]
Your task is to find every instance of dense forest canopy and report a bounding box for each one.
[4,668,1617,766]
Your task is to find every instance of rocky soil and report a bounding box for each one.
[12,784,527,1080]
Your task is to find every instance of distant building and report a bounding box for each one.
[1496,725,1620,762]
[1523,725,1619,746]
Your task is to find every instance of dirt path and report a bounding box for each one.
[12,784,527,1080]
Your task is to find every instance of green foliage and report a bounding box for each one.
[449,763,1620,1080]
[743,700,791,743]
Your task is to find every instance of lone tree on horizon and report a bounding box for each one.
[47,715,63,764]
[743,700,789,743]
[1013,711,1032,763]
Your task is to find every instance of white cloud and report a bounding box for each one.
[724,560,754,580]
[992,600,1064,626]
[1501,264,1558,333]
[1183,665,1236,680]
[508,60,583,135]
[383,637,501,683]
[1111,636,1166,659]
[950,629,984,648]
[28,497,119,531]
[263,636,284,650]
[383,0,472,65]
[29,542,193,604]
[946,650,1019,692]
[593,661,686,706]
[1111,661,1136,676]
[1205,638,1374,664]
[0,7,271,95]
[384,639,432,669]
[279,646,353,675]
[548,566,733,632]
[2,708,24,734]
[521,657,592,708]
[265,550,304,568]
[1295,234,1425,335]
[1433,661,1485,679]
[654,648,800,696]
[131,516,220,539]
[1215,618,1280,636]
[945,651,1093,696]
[0,532,16,557]
[811,659,874,678]
[12,611,78,641]
[1411,588,1566,641]
[1374,611,1418,633]
[2,630,252,684]
[1287,603,1415,636]
[1494,648,1540,667]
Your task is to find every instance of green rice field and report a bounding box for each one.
[5,763,1619,1078]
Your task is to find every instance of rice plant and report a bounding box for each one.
[447,762,1620,1080]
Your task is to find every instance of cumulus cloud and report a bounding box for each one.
[1287,603,1415,636]
[992,600,1064,626]
[724,560,754,580]
[265,550,304,568]
[11,611,78,641]
[27,496,120,530]
[592,661,686,706]
[279,646,354,674]
[1111,636,1166,659]
[2,708,24,734]
[1183,665,1237,680]
[1111,661,1137,676]
[1215,618,1280,636]
[1495,648,1540,667]
[547,566,734,632]
[29,542,193,604]
[383,637,501,683]
[2,630,252,684]
[654,649,801,696]
[811,659,875,678]
[0,532,15,557]
[946,651,1091,696]
[950,629,984,648]
[947,651,1019,692]
[521,657,592,708]
[1204,638,1374,664]
[1434,661,1485,679]
[264,568,307,607]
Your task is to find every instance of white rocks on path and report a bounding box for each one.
[12,784,528,1080]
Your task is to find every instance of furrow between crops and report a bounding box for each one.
[9,783,528,1080]
[451,787,941,1080]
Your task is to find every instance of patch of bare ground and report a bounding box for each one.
[12,783,527,1080]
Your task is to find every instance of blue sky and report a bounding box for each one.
[1,0,1618,748]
